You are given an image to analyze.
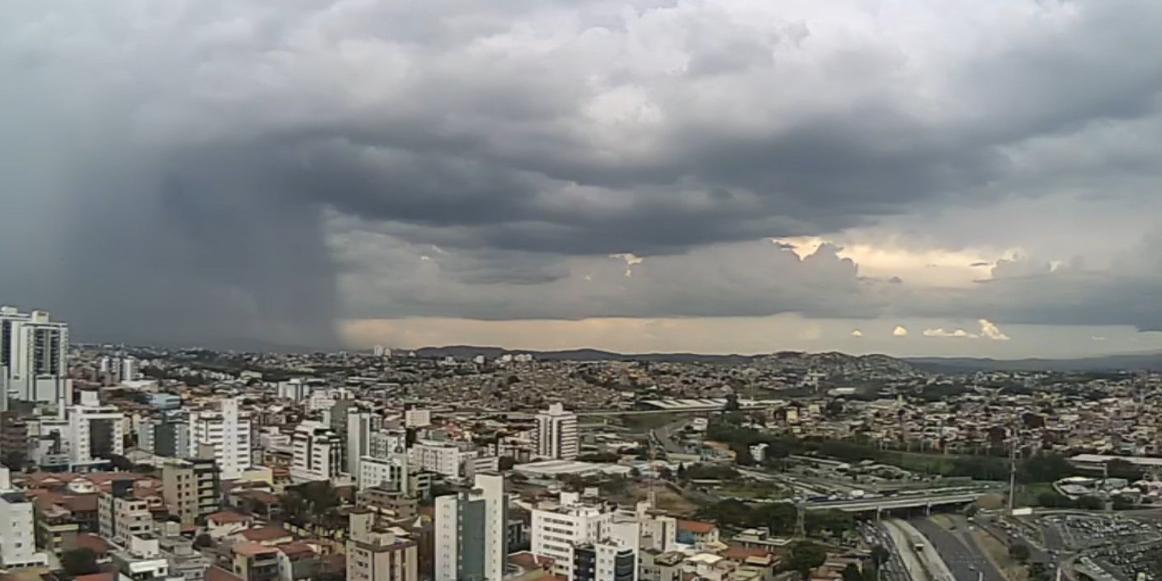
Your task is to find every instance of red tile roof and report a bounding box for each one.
[240,526,292,543]
[234,541,280,557]
[678,519,717,534]
[208,511,252,524]
[279,542,316,559]
[76,533,111,555]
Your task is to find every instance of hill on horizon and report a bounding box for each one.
[412,345,1162,372]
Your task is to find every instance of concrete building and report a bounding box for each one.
[531,492,639,579]
[291,421,342,483]
[435,473,507,581]
[231,542,281,581]
[189,397,251,479]
[162,458,220,526]
[369,430,408,461]
[121,356,142,382]
[347,510,419,581]
[160,535,211,581]
[0,467,48,569]
[68,390,125,467]
[137,416,157,454]
[0,306,71,409]
[154,413,190,458]
[404,409,431,429]
[99,480,153,546]
[347,410,384,476]
[276,379,313,402]
[111,534,172,580]
[535,403,579,460]
[358,451,409,493]
[409,441,475,479]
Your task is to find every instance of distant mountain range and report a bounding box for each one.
[413,345,913,373]
[413,345,1162,372]
[904,353,1162,372]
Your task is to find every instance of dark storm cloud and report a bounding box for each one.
[4,0,1162,346]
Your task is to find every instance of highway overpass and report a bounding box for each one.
[804,492,984,513]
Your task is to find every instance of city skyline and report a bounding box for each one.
[5,1,1162,357]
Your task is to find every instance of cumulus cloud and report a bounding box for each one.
[893,326,909,337]
[851,329,864,337]
[978,319,1011,341]
[921,319,1010,341]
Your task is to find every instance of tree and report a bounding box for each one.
[1009,543,1031,563]
[724,393,741,412]
[61,548,99,577]
[193,533,214,549]
[870,545,891,568]
[1075,496,1105,510]
[806,510,854,537]
[787,542,828,580]
[498,456,516,471]
[675,463,687,481]
[1107,459,1144,481]
[760,502,799,534]
[1028,562,1052,581]
[1112,495,1135,510]
[842,563,863,581]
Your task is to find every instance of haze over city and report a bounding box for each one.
[5,1,1162,358]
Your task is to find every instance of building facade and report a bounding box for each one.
[291,421,342,482]
[189,398,251,479]
[0,306,70,408]
[535,404,579,460]
[347,511,419,581]
[434,473,507,581]
[0,467,48,569]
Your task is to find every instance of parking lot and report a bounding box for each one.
[1037,514,1160,551]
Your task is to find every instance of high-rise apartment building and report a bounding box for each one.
[347,410,383,476]
[99,480,153,546]
[435,473,507,581]
[535,403,579,460]
[121,356,141,382]
[291,421,342,483]
[162,457,220,526]
[531,492,640,579]
[189,398,251,479]
[0,306,71,408]
[154,413,189,458]
[0,466,48,569]
[358,449,409,493]
[68,390,125,466]
[347,510,418,581]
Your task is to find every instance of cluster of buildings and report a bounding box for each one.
[11,304,1162,580]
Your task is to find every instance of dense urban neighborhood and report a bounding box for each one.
[3,305,1162,581]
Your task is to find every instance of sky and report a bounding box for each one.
[4,0,1162,358]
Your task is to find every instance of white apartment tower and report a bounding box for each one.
[0,306,71,409]
[435,473,507,581]
[535,403,579,460]
[346,410,384,476]
[189,397,251,479]
[0,467,48,569]
[531,492,640,580]
[357,449,409,493]
[291,421,343,483]
[121,357,141,382]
